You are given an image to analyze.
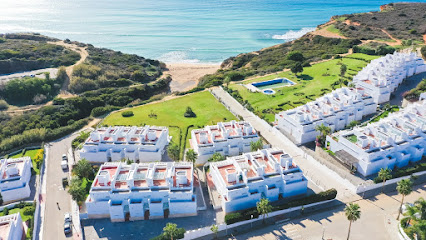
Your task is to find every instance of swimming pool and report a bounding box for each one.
[251,78,296,90]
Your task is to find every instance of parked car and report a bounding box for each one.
[61,160,68,170]
[62,177,69,188]
[64,221,72,234]
[64,212,72,223]
[62,154,68,161]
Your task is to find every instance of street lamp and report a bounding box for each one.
[251,215,253,228]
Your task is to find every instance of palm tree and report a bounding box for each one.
[397,178,413,220]
[163,223,178,240]
[414,220,426,240]
[414,197,426,220]
[210,224,219,239]
[402,204,420,227]
[250,139,263,151]
[315,124,331,147]
[345,203,361,240]
[377,168,392,193]
[257,198,273,224]
[185,149,197,167]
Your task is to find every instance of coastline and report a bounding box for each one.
[164,62,220,92]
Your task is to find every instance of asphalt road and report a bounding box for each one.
[43,136,77,240]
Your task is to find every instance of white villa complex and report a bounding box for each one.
[353,52,426,104]
[79,126,171,163]
[0,213,25,240]
[326,99,426,176]
[191,121,260,165]
[85,161,196,222]
[209,148,308,213]
[0,157,32,203]
[276,87,377,145]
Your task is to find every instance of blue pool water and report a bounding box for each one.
[2,0,423,63]
[252,78,296,90]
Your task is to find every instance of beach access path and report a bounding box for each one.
[164,63,220,92]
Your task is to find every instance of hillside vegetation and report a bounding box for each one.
[333,3,426,41]
[69,45,165,93]
[0,33,80,74]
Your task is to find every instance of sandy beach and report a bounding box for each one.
[164,63,220,92]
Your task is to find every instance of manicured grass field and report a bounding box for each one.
[9,149,42,175]
[229,53,379,122]
[103,91,237,158]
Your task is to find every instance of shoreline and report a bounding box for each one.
[164,62,220,92]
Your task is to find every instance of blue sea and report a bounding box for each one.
[1,0,425,63]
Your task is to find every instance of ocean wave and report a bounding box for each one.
[158,51,201,64]
[272,27,316,41]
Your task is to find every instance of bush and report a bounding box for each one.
[0,100,8,110]
[121,111,134,117]
[183,107,196,118]
[23,206,35,215]
[91,105,120,117]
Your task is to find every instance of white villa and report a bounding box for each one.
[0,157,32,203]
[85,161,196,222]
[79,126,171,163]
[276,87,377,145]
[0,213,25,240]
[353,52,426,104]
[326,99,426,176]
[209,148,308,213]
[191,121,260,165]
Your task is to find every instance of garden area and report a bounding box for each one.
[228,53,379,122]
[8,148,44,175]
[0,202,36,239]
[102,91,236,160]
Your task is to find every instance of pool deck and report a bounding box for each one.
[244,78,296,93]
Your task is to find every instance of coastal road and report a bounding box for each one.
[43,136,79,240]
[229,184,426,240]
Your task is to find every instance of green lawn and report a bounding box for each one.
[229,53,379,122]
[103,91,237,159]
[9,149,42,175]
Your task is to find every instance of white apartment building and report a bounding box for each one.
[191,121,260,165]
[0,213,25,240]
[326,99,426,176]
[86,161,196,222]
[353,52,426,104]
[0,157,32,203]
[209,148,308,213]
[79,126,171,163]
[276,87,377,145]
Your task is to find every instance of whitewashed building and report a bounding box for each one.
[191,121,260,165]
[353,52,426,104]
[276,87,377,145]
[209,148,308,213]
[0,157,31,203]
[326,99,426,176]
[85,161,196,222]
[0,213,25,240]
[79,126,171,163]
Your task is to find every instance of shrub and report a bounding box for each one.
[121,111,134,117]
[184,107,196,118]
[23,206,35,215]
[0,100,8,110]
[91,105,120,117]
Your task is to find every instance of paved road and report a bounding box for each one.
[228,184,426,240]
[0,68,58,84]
[43,136,78,240]
[210,88,357,202]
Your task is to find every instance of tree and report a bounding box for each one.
[250,139,263,151]
[223,76,231,88]
[67,177,86,202]
[413,220,426,240]
[377,168,392,193]
[291,62,303,76]
[414,197,426,220]
[73,158,93,179]
[339,64,347,87]
[345,203,361,240]
[257,198,272,224]
[167,143,180,161]
[185,149,197,167]
[315,123,331,147]
[208,153,225,162]
[210,224,219,239]
[34,149,44,169]
[184,107,196,118]
[163,223,179,240]
[397,178,413,220]
[402,204,420,227]
[347,120,359,129]
[287,51,305,62]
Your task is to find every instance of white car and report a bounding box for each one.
[61,160,68,170]
[64,213,72,223]
[62,154,68,161]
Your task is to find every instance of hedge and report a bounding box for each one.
[373,160,426,183]
[91,105,120,117]
[224,188,337,224]
[121,111,134,117]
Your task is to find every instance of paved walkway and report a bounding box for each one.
[210,88,358,202]
[226,184,426,240]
